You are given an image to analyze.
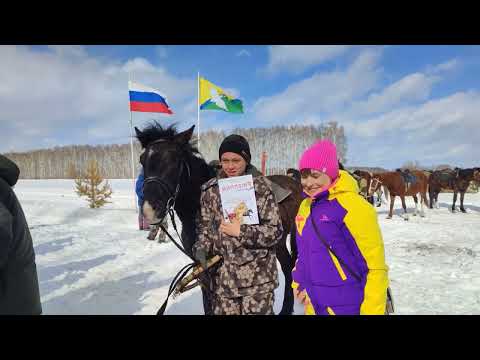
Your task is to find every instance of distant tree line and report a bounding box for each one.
[3,122,347,179]
[200,122,347,175]
[4,144,142,179]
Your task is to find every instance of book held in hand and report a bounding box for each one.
[218,174,259,225]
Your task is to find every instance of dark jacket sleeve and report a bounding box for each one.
[0,203,13,271]
[0,155,20,187]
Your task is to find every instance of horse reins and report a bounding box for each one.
[142,139,193,259]
[141,138,214,315]
[368,176,382,197]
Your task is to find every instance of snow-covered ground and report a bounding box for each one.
[13,179,480,315]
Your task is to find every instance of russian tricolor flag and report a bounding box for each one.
[128,81,173,114]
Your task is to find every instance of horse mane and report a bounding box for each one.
[354,170,372,179]
[136,121,200,156]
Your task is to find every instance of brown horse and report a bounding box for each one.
[370,170,430,220]
[352,170,384,207]
[429,168,480,212]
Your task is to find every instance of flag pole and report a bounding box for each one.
[128,73,138,213]
[197,72,200,150]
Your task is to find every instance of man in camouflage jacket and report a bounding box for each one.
[193,135,283,315]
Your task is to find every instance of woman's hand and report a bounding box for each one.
[219,217,241,237]
[293,288,309,305]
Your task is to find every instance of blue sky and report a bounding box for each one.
[1,45,479,169]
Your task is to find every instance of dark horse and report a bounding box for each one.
[429,168,480,212]
[369,170,429,220]
[135,123,303,315]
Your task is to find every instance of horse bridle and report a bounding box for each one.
[368,176,382,198]
[142,138,191,227]
[142,138,217,315]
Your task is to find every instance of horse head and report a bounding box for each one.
[352,170,362,179]
[473,168,480,183]
[135,122,195,224]
[368,174,383,197]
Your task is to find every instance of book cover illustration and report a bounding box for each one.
[218,174,259,225]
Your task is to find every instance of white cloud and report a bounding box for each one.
[0,46,196,153]
[426,58,460,74]
[251,51,477,168]
[349,72,441,116]
[265,45,351,75]
[253,48,383,123]
[372,91,478,135]
[446,144,469,156]
[47,45,88,58]
[223,87,240,99]
[236,49,251,57]
[343,90,480,166]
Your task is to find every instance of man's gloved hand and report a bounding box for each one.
[194,247,208,270]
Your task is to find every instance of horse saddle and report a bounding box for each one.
[247,165,292,204]
[438,170,455,183]
[398,170,416,185]
[265,178,292,204]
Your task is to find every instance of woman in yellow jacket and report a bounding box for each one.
[292,140,390,315]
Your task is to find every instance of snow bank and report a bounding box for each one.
[14,179,480,314]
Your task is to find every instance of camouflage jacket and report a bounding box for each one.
[192,168,283,298]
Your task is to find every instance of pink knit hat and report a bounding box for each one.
[298,140,339,180]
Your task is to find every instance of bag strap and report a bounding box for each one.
[311,212,394,313]
[310,215,363,283]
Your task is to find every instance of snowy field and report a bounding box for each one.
[14,179,480,315]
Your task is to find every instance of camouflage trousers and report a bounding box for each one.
[212,291,275,315]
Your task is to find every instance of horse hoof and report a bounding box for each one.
[386,216,392,219]
[460,209,466,213]
[413,213,417,216]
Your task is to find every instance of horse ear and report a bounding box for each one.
[175,125,195,145]
[134,127,143,138]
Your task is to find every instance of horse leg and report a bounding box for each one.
[429,187,434,209]
[435,191,440,209]
[276,235,295,315]
[376,189,384,207]
[452,191,458,212]
[387,195,395,219]
[420,192,427,217]
[412,195,418,216]
[460,191,466,213]
[401,195,409,221]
